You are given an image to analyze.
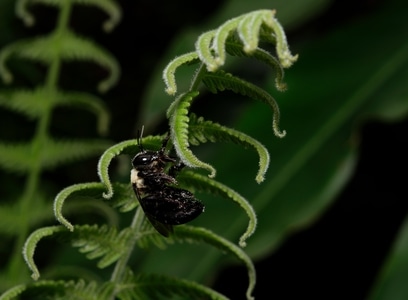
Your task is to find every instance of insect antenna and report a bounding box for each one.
[137,125,145,152]
[159,132,171,155]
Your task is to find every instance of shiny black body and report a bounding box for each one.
[131,134,204,237]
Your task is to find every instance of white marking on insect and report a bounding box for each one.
[131,169,145,189]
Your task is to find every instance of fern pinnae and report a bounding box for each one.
[0,43,18,83]
[0,88,61,121]
[260,10,298,68]
[195,30,218,71]
[254,47,287,91]
[0,139,106,175]
[57,31,120,93]
[16,0,122,31]
[71,224,131,269]
[237,13,263,53]
[163,51,200,95]
[119,271,229,300]
[54,183,103,231]
[169,91,216,177]
[0,142,33,174]
[189,113,270,183]
[23,225,67,280]
[97,137,162,199]
[203,70,286,137]
[0,31,120,92]
[225,42,287,91]
[177,170,257,247]
[212,17,240,67]
[0,199,49,235]
[0,279,108,300]
[74,0,123,32]
[15,0,34,26]
[174,226,256,300]
[57,91,111,135]
[97,139,137,199]
[0,284,27,300]
[41,138,112,170]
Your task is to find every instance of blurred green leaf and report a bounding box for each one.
[136,0,408,286]
[368,216,408,300]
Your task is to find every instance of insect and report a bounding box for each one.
[130,131,204,237]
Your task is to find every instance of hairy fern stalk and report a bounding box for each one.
[0,5,297,300]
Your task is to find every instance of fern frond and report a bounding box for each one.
[195,30,218,72]
[73,0,122,32]
[177,170,257,247]
[70,224,132,269]
[203,70,286,137]
[23,224,132,280]
[163,51,200,95]
[259,10,299,68]
[0,279,112,300]
[43,138,112,169]
[0,31,120,92]
[168,91,217,177]
[173,226,256,300]
[16,0,122,31]
[211,17,242,68]
[0,89,44,120]
[0,142,34,174]
[0,138,110,174]
[0,194,51,235]
[97,136,163,199]
[135,225,255,299]
[188,113,270,183]
[54,182,133,231]
[118,269,229,300]
[236,11,264,53]
[0,284,26,300]
[55,91,111,136]
[54,182,105,231]
[193,9,297,72]
[23,225,67,280]
[225,38,287,91]
[0,88,110,135]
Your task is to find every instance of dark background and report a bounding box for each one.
[214,118,408,299]
[1,0,407,299]
[211,1,408,298]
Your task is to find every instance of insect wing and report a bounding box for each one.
[144,212,174,237]
[141,187,204,225]
[132,184,173,237]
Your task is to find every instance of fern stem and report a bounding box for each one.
[47,0,72,88]
[7,0,73,282]
[109,207,144,298]
[189,63,207,92]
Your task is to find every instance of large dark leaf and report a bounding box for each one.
[135,0,408,290]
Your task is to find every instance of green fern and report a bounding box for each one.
[202,69,286,137]
[163,9,296,178]
[118,270,230,300]
[188,113,270,183]
[1,6,297,300]
[0,279,114,300]
[0,0,121,293]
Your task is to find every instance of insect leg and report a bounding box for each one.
[169,162,185,178]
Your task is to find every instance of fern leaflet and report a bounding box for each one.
[202,69,286,137]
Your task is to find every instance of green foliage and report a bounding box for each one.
[0,0,119,293]
[133,0,408,297]
[1,3,296,299]
[3,0,405,299]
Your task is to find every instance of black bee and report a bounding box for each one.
[131,132,204,237]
